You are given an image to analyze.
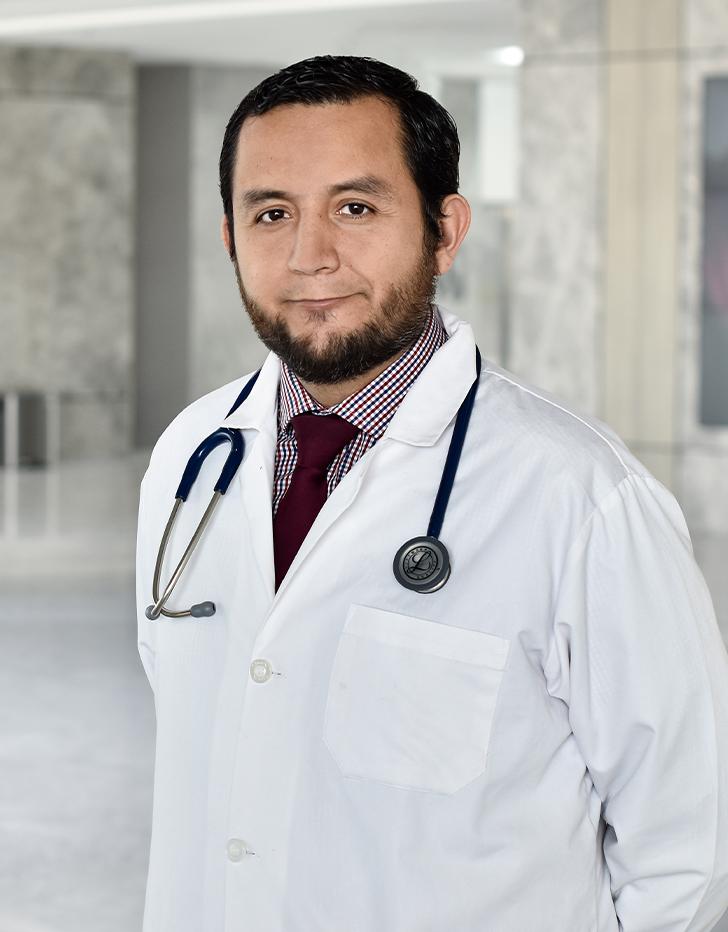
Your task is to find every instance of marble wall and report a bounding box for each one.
[510,0,603,416]
[0,47,134,458]
[686,0,728,47]
[513,0,728,532]
[603,0,681,487]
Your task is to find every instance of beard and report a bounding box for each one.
[233,247,438,385]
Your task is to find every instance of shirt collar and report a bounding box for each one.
[277,307,447,439]
[221,306,477,451]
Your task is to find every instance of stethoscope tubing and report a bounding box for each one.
[427,348,481,539]
[176,427,245,500]
[146,373,264,620]
[147,491,222,619]
[147,348,482,616]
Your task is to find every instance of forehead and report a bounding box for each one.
[232,97,412,192]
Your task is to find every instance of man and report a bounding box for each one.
[137,56,728,931]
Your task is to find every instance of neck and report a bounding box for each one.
[299,348,409,408]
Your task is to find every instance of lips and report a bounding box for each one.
[287,294,358,308]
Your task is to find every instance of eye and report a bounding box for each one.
[339,202,372,217]
[257,208,288,224]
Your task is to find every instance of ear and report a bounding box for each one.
[434,194,471,275]
[221,214,232,256]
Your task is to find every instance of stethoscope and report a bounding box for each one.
[146,348,481,620]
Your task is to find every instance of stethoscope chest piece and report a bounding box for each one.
[393,536,451,594]
[391,348,481,596]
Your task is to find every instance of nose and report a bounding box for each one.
[288,210,340,275]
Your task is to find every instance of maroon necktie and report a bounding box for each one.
[273,413,359,589]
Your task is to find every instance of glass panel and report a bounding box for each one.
[700,77,728,426]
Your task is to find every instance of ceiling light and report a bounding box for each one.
[0,0,481,37]
[495,46,524,67]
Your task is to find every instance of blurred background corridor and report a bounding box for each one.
[0,0,727,929]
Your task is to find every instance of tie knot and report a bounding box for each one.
[292,413,359,471]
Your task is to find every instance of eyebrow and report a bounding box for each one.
[240,176,395,210]
[241,188,288,209]
[328,176,395,199]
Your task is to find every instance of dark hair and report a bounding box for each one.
[219,55,460,257]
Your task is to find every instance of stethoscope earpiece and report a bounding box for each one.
[190,601,216,618]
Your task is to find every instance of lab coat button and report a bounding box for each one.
[250,659,272,683]
[226,838,247,862]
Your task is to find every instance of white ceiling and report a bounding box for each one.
[0,0,520,78]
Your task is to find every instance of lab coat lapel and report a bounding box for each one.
[222,352,281,601]
[272,448,370,602]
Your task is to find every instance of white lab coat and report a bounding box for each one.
[137,308,728,932]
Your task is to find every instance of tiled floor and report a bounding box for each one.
[0,455,727,932]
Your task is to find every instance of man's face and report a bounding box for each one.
[224,97,439,385]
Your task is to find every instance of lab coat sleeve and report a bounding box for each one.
[546,474,728,932]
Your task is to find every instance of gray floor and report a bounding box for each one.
[0,457,154,932]
[0,455,727,931]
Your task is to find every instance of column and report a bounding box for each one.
[603,0,681,488]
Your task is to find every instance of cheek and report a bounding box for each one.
[365,232,424,284]
[237,231,291,286]
[348,230,408,272]
[236,248,276,298]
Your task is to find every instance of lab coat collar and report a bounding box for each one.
[221,350,282,436]
[384,307,477,447]
[220,307,477,449]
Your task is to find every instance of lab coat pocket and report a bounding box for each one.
[323,605,510,796]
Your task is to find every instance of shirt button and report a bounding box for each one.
[250,659,272,683]
[226,838,247,862]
